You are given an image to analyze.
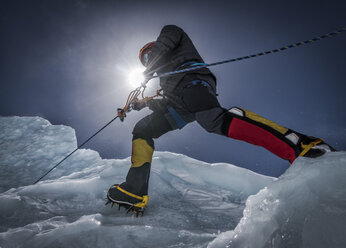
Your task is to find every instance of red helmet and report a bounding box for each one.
[139,41,155,67]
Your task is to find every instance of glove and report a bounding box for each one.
[146,99,166,112]
[132,100,147,111]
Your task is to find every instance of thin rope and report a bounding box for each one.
[33,27,346,184]
[148,28,346,80]
[34,116,118,184]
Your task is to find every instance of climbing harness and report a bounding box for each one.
[33,27,345,184]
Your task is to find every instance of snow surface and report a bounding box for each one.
[0,116,345,248]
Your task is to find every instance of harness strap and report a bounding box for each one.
[167,106,187,129]
[175,61,207,71]
[185,80,211,88]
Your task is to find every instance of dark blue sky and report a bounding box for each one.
[1,0,345,177]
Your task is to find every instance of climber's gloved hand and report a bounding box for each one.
[146,99,166,112]
[132,100,147,111]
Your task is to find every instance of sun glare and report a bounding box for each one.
[128,67,145,87]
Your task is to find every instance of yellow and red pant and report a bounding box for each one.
[126,84,304,193]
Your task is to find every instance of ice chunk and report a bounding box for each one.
[209,151,346,248]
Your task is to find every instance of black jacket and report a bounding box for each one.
[147,25,216,102]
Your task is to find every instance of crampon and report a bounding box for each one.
[105,184,148,217]
[105,198,146,217]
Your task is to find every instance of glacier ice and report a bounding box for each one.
[0,116,345,248]
[209,151,346,248]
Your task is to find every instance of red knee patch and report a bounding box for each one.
[228,118,296,163]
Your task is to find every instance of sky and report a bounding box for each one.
[1,0,345,177]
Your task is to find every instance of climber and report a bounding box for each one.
[106,25,334,215]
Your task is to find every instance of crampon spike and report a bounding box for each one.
[106,197,145,217]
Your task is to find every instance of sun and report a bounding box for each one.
[128,67,145,87]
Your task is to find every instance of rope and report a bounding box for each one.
[33,116,119,184]
[148,28,346,80]
[33,27,345,184]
